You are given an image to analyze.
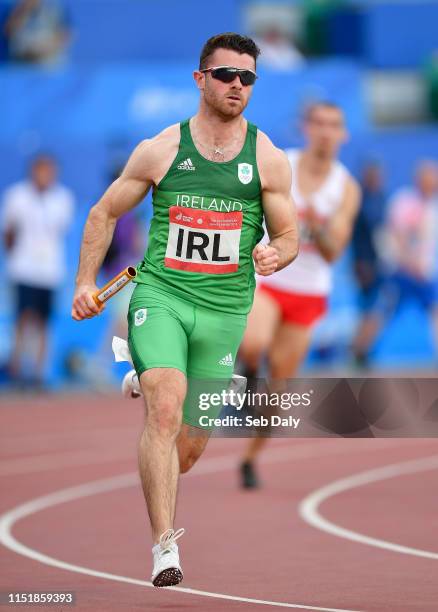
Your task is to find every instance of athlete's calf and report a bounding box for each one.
[177,424,211,474]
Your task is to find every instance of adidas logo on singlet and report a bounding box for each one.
[177,158,196,171]
[218,353,234,367]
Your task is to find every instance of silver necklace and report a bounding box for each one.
[195,138,229,157]
[195,138,242,161]
[191,120,244,160]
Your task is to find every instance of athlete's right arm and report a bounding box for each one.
[256,132,299,275]
[72,129,178,321]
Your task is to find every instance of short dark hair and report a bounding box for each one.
[304,101,343,121]
[30,153,57,169]
[199,32,260,70]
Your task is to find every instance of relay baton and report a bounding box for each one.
[92,266,137,306]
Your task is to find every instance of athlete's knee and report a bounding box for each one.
[268,346,301,379]
[269,357,292,379]
[141,371,185,438]
[145,385,183,432]
[268,352,285,376]
[146,403,182,438]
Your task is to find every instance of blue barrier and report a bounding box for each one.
[0,0,239,63]
[364,2,438,69]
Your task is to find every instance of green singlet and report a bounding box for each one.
[128,118,264,428]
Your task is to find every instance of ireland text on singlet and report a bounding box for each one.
[135,119,264,314]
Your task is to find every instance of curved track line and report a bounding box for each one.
[0,450,362,612]
[299,455,438,560]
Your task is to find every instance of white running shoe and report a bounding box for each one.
[151,528,185,587]
[121,369,141,399]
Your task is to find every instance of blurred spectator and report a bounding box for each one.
[351,162,387,366]
[255,26,304,71]
[353,160,438,365]
[4,0,70,65]
[1,154,74,388]
[387,162,438,279]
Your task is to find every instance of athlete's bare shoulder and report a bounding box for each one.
[344,172,361,203]
[256,129,291,191]
[346,172,360,192]
[123,123,181,186]
[149,122,181,150]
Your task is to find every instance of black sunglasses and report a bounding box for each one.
[200,65,258,86]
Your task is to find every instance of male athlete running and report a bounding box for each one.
[71,33,298,586]
[238,102,360,488]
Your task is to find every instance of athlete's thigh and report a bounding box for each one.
[188,306,247,377]
[239,288,281,360]
[183,306,247,428]
[128,286,189,377]
[269,322,313,378]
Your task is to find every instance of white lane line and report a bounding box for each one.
[299,455,438,560]
[0,445,364,612]
[0,441,323,477]
[0,436,420,477]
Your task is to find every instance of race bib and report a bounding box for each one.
[298,208,327,253]
[165,206,242,274]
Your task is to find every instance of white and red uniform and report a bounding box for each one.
[259,148,350,325]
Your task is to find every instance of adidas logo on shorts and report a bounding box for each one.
[218,353,234,367]
[177,158,196,171]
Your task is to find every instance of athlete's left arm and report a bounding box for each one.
[257,135,299,275]
[308,176,361,263]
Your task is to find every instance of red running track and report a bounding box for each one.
[0,393,437,611]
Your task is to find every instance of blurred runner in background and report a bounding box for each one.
[238,102,360,488]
